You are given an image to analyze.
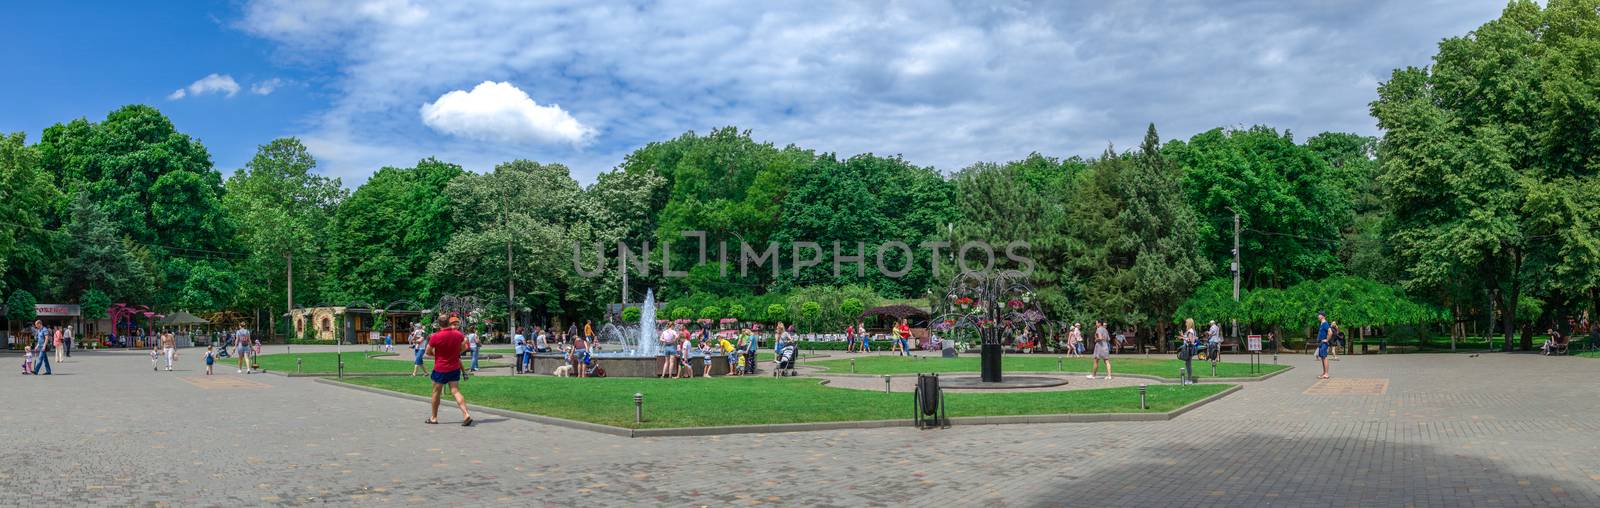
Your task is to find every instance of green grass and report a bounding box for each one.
[808,355,1286,380]
[481,349,788,361]
[254,352,503,374]
[1577,351,1600,358]
[343,376,1230,429]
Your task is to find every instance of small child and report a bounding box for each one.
[699,340,714,378]
[251,339,262,370]
[677,347,695,379]
[22,345,34,374]
[149,344,160,371]
[204,346,215,375]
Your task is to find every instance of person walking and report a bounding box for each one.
[1088,320,1112,380]
[409,323,427,377]
[30,321,52,375]
[234,325,251,374]
[53,325,64,364]
[425,315,473,427]
[204,345,215,375]
[895,319,914,357]
[161,330,176,371]
[1329,321,1343,361]
[1181,319,1199,385]
[63,325,73,358]
[467,327,481,372]
[1066,323,1082,358]
[845,323,857,353]
[1315,312,1332,379]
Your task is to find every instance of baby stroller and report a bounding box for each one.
[772,344,798,377]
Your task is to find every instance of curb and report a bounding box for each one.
[314,377,1244,438]
[811,366,1291,384]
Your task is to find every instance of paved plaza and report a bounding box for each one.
[3,348,1598,507]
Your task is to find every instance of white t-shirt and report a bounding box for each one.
[660,328,678,345]
[535,333,548,349]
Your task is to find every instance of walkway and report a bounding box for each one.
[3,349,1597,506]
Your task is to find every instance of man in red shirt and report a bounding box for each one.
[426,315,474,426]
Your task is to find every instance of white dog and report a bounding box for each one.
[552,364,573,377]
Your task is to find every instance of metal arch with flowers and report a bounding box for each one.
[933,270,1047,383]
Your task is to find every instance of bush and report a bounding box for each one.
[766,303,787,323]
[796,340,896,351]
[699,305,722,321]
[621,307,641,323]
[726,304,745,321]
[671,307,694,321]
[288,339,338,346]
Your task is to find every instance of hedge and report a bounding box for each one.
[288,339,339,346]
[795,340,898,351]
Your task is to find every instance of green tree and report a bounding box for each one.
[1371,0,1600,350]
[7,289,37,336]
[699,306,722,321]
[620,306,641,323]
[0,132,58,296]
[765,303,787,323]
[57,193,141,301]
[799,301,822,332]
[1174,278,1244,326]
[840,298,865,321]
[326,158,464,304]
[224,138,344,314]
[726,303,745,322]
[80,288,111,336]
[951,153,1085,316]
[1168,126,1350,287]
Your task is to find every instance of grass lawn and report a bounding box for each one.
[343,376,1230,429]
[482,349,787,362]
[254,352,503,374]
[1577,351,1599,358]
[808,355,1286,380]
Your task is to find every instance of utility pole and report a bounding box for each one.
[1231,209,1241,341]
[285,251,292,353]
[505,201,515,339]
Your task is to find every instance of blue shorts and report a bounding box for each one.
[413,349,426,365]
[430,369,462,384]
[1316,343,1329,358]
[663,345,677,356]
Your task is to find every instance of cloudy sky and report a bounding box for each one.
[3,1,1507,185]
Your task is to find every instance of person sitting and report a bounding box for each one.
[1542,328,1566,356]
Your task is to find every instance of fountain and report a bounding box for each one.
[533,289,693,376]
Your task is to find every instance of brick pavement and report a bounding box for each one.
[2,348,1598,506]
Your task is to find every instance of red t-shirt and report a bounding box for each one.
[896,324,912,339]
[430,328,466,373]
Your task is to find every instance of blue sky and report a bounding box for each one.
[3,1,1507,186]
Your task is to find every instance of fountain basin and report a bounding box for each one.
[531,353,736,377]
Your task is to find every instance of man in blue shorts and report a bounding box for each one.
[1315,311,1331,379]
[426,316,473,427]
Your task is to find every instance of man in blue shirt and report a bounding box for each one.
[31,320,52,375]
[1315,311,1331,379]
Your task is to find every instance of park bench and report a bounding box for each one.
[1545,334,1569,356]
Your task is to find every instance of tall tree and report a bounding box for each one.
[1120,125,1210,343]
[1168,126,1350,288]
[1371,0,1600,350]
[951,153,1085,316]
[325,158,463,304]
[224,138,344,313]
[57,193,142,300]
[0,132,58,296]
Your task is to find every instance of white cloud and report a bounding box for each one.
[419,81,594,146]
[168,73,240,100]
[251,78,285,95]
[237,0,1507,184]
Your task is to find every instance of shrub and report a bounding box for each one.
[765,303,788,323]
[621,307,641,323]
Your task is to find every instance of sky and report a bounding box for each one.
[1,0,1509,186]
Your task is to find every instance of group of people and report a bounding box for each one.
[842,319,919,356]
[655,322,766,378]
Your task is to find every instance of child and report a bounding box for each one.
[720,334,739,376]
[22,345,33,374]
[699,339,714,378]
[677,346,695,379]
[251,339,262,370]
[204,346,215,375]
[150,344,161,371]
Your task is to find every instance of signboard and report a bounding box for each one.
[1247,334,1263,352]
[35,304,81,317]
